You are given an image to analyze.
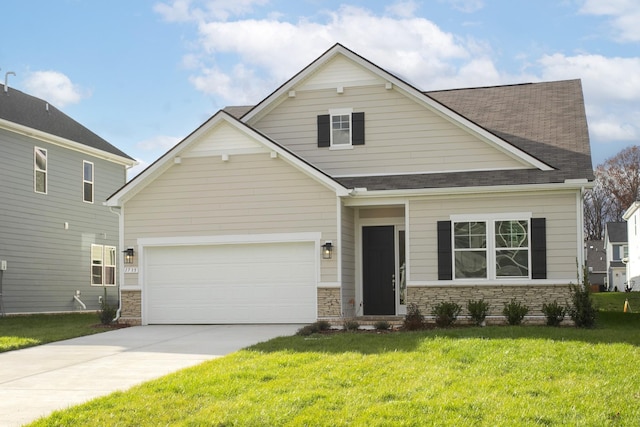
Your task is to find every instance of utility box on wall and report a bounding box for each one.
[0,260,6,271]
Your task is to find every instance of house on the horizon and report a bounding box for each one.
[622,204,640,291]
[603,222,628,292]
[106,43,594,325]
[585,239,606,291]
[0,83,136,314]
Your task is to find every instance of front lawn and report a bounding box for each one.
[592,291,640,312]
[0,313,105,353]
[30,311,640,426]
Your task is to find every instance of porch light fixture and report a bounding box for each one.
[123,248,135,264]
[321,241,333,260]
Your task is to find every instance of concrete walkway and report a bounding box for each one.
[0,324,301,426]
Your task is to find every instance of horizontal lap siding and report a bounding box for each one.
[251,85,525,176]
[341,204,356,317]
[0,129,124,313]
[409,191,579,282]
[124,153,338,283]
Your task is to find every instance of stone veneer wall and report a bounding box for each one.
[120,289,142,326]
[408,285,572,318]
[318,287,341,317]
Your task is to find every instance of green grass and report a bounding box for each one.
[592,292,640,312]
[0,313,105,353]
[30,311,640,426]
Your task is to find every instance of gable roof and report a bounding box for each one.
[605,222,627,244]
[0,84,134,163]
[106,110,350,206]
[585,239,607,272]
[227,44,593,191]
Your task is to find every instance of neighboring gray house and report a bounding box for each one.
[604,222,628,292]
[0,83,136,314]
[585,239,606,291]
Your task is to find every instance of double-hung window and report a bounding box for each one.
[34,147,47,194]
[83,161,94,203]
[452,216,531,280]
[317,109,365,148]
[91,244,116,286]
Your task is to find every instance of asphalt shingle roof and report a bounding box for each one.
[606,222,627,243]
[0,84,133,160]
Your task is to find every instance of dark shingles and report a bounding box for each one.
[606,222,627,243]
[0,85,133,160]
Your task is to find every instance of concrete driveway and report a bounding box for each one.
[0,324,301,426]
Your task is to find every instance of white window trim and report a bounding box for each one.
[34,147,47,194]
[91,244,117,286]
[328,107,354,149]
[451,213,532,280]
[83,160,94,203]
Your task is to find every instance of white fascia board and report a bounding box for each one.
[342,181,592,206]
[242,45,553,171]
[623,201,640,221]
[0,118,136,167]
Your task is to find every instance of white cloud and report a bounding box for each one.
[385,1,420,18]
[23,71,88,107]
[579,0,640,42]
[538,53,640,144]
[442,0,485,13]
[154,0,269,22]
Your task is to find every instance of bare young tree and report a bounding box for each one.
[584,167,613,240]
[599,145,640,221]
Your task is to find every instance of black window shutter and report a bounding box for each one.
[352,112,365,145]
[531,218,547,279]
[317,115,330,147]
[437,221,453,280]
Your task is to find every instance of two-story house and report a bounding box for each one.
[0,83,135,314]
[603,222,628,292]
[106,44,594,325]
[623,203,640,291]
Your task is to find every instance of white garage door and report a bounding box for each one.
[144,241,317,324]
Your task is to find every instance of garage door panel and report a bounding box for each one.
[145,241,317,324]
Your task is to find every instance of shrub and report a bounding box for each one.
[296,324,319,336]
[98,288,117,325]
[343,319,360,332]
[403,303,425,330]
[568,268,597,328]
[432,301,462,328]
[542,300,566,327]
[374,320,391,331]
[467,299,490,326]
[502,299,529,325]
[315,320,332,331]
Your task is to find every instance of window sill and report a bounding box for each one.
[329,145,354,150]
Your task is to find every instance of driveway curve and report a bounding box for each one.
[0,324,301,426]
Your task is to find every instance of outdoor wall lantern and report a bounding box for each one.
[321,241,333,260]
[123,247,135,264]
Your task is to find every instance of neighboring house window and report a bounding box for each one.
[83,161,94,203]
[91,244,116,286]
[317,110,365,148]
[34,147,47,194]
[438,217,546,280]
[612,244,628,261]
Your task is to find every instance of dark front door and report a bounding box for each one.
[362,226,395,315]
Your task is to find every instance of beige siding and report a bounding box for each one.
[408,190,579,282]
[250,85,526,176]
[341,203,356,316]
[123,153,339,284]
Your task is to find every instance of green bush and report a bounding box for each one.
[502,299,529,325]
[373,320,391,330]
[403,303,425,330]
[568,283,597,328]
[467,299,490,326]
[296,324,319,336]
[343,319,360,332]
[315,320,332,331]
[542,300,566,327]
[432,301,462,327]
[98,288,116,325]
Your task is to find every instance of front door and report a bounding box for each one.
[362,226,395,315]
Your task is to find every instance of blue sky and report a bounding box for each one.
[2,0,639,177]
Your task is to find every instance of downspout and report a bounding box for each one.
[109,206,123,322]
[578,186,586,283]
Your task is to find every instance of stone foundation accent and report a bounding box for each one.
[119,289,142,325]
[318,287,341,317]
[407,285,572,317]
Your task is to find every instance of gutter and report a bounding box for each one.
[108,206,123,322]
